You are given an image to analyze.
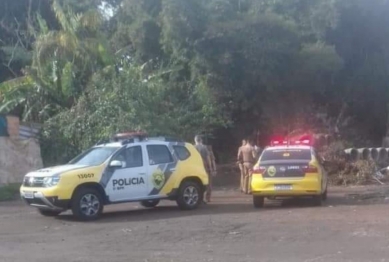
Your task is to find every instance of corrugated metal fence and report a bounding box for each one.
[19,124,41,139]
[0,115,41,139]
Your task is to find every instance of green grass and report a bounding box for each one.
[0,183,21,202]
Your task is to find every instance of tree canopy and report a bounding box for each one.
[1,0,389,164]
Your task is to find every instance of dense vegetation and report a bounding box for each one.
[1,0,389,165]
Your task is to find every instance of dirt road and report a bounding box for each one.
[1,186,389,262]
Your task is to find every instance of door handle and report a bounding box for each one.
[169,168,176,172]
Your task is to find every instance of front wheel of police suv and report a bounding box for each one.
[71,187,104,221]
[176,181,203,210]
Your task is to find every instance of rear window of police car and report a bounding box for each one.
[261,148,312,161]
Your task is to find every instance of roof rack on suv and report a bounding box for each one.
[111,131,183,145]
[147,136,184,143]
[113,131,147,142]
[119,136,183,145]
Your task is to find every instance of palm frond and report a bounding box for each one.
[52,0,72,32]
[61,62,74,97]
[0,76,35,93]
[79,10,103,32]
[36,13,49,34]
[33,31,79,69]
[0,97,26,114]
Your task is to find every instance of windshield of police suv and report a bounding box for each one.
[69,147,120,166]
[261,148,312,162]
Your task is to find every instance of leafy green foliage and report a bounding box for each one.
[0,0,111,122]
[0,183,20,201]
[41,64,227,164]
[2,0,389,166]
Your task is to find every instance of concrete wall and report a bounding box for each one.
[0,137,43,184]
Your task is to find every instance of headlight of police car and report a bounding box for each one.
[43,176,60,187]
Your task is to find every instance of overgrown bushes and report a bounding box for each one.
[40,65,227,166]
[0,184,20,201]
[319,141,383,186]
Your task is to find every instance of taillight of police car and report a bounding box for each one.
[302,165,318,173]
[252,166,266,174]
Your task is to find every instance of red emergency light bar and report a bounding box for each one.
[270,138,312,147]
[270,140,288,146]
[292,139,311,145]
[113,131,148,141]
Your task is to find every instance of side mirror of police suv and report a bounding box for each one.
[109,160,123,168]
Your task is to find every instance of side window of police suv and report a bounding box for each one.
[173,145,191,161]
[147,145,174,165]
[112,146,143,168]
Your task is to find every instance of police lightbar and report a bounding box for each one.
[270,138,313,146]
[291,139,311,145]
[113,131,148,142]
[270,140,288,146]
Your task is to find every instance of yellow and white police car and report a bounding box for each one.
[20,134,209,221]
[250,137,328,208]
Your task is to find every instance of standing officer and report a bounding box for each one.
[237,138,256,194]
[237,139,247,192]
[194,135,216,203]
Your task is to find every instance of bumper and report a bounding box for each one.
[251,175,322,197]
[20,188,70,211]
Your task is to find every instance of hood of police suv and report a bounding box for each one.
[25,164,90,178]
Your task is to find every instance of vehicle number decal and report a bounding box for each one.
[78,173,94,179]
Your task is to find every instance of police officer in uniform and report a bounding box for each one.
[237,138,256,194]
[237,139,247,192]
[194,135,216,203]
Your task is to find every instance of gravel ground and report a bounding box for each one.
[1,186,389,262]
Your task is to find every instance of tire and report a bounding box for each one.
[38,209,61,217]
[322,187,328,201]
[71,187,104,221]
[253,196,264,208]
[140,199,160,208]
[176,181,203,210]
[312,195,322,206]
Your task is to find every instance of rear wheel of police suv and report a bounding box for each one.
[253,196,264,208]
[38,209,61,217]
[176,181,203,210]
[140,199,160,208]
[71,187,104,221]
